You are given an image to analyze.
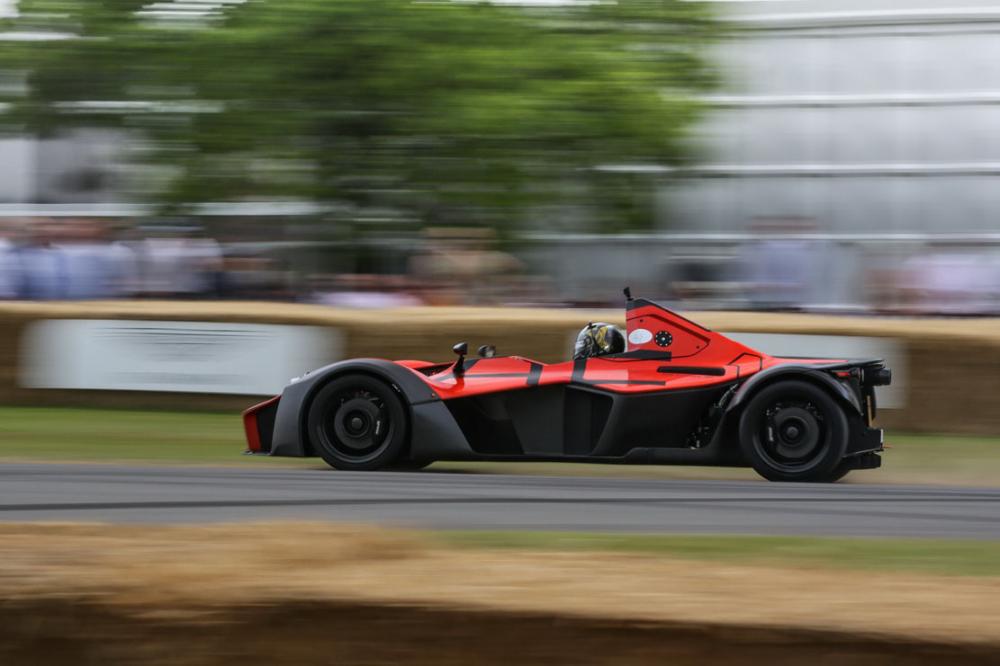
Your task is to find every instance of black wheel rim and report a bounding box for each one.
[753,399,827,473]
[318,387,394,463]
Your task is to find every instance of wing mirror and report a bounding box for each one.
[452,342,468,376]
[477,344,496,359]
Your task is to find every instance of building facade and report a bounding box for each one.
[662,0,1000,234]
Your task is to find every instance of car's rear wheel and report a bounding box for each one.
[738,380,849,482]
[390,459,433,471]
[307,374,408,471]
[810,460,854,483]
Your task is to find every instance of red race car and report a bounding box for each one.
[244,291,890,482]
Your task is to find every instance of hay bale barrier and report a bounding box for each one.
[1,301,999,434]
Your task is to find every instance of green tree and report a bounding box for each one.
[1,0,718,232]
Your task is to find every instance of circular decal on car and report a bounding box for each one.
[628,328,653,345]
[655,330,673,347]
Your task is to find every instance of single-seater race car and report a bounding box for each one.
[244,291,891,482]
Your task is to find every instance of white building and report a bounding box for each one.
[663,0,1000,234]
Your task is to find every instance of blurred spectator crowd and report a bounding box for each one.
[2,216,999,315]
[0,218,531,306]
[734,220,1000,316]
[0,218,240,300]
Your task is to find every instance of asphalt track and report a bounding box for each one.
[0,462,998,538]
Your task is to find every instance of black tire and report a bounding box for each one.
[811,460,853,483]
[390,459,433,471]
[738,380,849,482]
[307,374,408,471]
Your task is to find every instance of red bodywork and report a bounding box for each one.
[396,301,840,398]
[243,395,280,454]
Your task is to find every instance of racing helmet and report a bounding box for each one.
[573,322,625,360]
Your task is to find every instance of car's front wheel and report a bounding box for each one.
[738,380,849,482]
[307,374,408,471]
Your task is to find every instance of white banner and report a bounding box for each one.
[21,319,340,396]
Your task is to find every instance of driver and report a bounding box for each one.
[573,322,625,360]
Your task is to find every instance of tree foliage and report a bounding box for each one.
[1,0,718,231]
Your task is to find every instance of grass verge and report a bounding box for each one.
[434,531,1000,577]
[0,406,314,467]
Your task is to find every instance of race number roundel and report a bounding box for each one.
[628,328,653,345]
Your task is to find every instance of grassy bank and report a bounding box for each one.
[0,406,998,485]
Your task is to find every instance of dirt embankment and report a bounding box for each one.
[8,599,999,666]
[2,523,999,665]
